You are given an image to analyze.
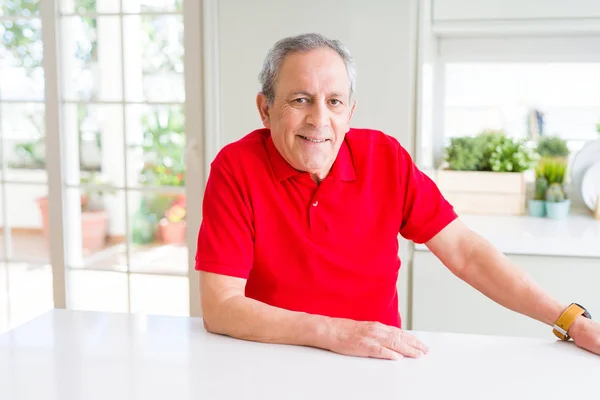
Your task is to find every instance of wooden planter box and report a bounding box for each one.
[435,170,527,215]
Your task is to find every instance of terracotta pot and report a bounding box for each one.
[81,210,109,251]
[159,218,186,244]
[37,196,109,251]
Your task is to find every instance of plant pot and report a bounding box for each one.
[436,170,527,215]
[159,218,186,244]
[81,210,109,251]
[527,200,546,217]
[545,200,571,219]
[37,196,108,251]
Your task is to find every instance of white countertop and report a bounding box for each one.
[1,309,599,400]
[415,212,600,257]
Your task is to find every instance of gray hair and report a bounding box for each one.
[258,33,356,104]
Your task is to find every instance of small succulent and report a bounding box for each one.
[545,183,566,203]
[534,177,548,201]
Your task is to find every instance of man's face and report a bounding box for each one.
[257,47,356,181]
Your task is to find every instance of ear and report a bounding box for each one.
[256,93,271,129]
[347,99,356,124]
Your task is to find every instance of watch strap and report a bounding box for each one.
[552,303,590,341]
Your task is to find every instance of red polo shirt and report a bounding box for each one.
[195,128,457,328]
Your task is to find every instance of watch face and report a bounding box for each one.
[575,303,592,319]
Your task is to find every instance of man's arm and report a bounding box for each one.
[426,218,600,355]
[199,271,429,359]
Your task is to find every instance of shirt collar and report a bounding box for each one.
[265,132,356,183]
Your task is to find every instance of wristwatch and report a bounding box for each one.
[552,303,592,341]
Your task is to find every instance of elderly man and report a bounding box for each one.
[195,33,600,359]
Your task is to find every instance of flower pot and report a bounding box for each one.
[37,196,108,251]
[81,210,109,251]
[527,200,546,217]
[436,170,527,215]
[159,218,186,244]
[545,200,571,219]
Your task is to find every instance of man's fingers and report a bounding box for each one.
[399,330,429,354]
[385,330,428,358]
[365,340,403,360]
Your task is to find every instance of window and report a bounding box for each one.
[0,0,202,333]
[444,63,600,153]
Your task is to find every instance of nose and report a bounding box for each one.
[305,101,330,129]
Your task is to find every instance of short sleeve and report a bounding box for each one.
[195,161,254,279]
[398,146,458,244]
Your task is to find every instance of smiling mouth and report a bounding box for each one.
[298,135,329,143]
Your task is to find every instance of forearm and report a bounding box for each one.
[202,294,331,348]
[458,233,564,327]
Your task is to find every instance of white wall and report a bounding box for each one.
[215,0,420,325]
[217,0,418,150]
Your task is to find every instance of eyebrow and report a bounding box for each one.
[290,91,345,98]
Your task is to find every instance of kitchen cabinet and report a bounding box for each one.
[411,250,600,339]
[433,0,600,22]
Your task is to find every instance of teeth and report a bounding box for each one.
[301,136,326,143]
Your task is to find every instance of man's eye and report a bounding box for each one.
[330,99,342,106]
[294,98,308,104]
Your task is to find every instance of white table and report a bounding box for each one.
[0,310,599,400]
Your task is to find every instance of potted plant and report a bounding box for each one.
[37,172,114,252]
[437,130,538,215]
[543,158,570,219]
[536,136,569,161]
[528,162,548,217]
[158,197,186,244]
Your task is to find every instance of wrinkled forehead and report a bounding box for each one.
[275,48,351,98]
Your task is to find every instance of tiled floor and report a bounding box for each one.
[0,232,191,334]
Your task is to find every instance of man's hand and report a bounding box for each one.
[569,316,600,355]
[323,318,429,360]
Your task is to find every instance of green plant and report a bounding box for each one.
[80,171,115,211]
[444,130,538,172]
[138,107,185,186]
[533,162,548,201]
[536,136,569,158]
[481,132,538,172]
[444,137,483,171]
[12,138,45,169]
[534,177,548,201]
[545,182,566,203]
[541,158,567,185]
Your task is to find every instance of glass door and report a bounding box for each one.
[0,0,204,332]
[0,0,54,332]
[58,0,194,316]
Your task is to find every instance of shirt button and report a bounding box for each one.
[312,201,319,207]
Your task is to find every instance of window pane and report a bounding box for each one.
[60,16,123,102]
[67,269,128,312]
[123,15,184,102]
[63,185,123,269]
[0,19,44,101]
[128,191,188,275]
[0,185,4,260]
[0,263,6,332]
[126,105,185,188]
[3,184,49,263]
[445,63,600,142]
[6,261,52,329]
[130,274,188,316]
[0,0,40,17]
[59,0,120,14]
[2,103,46,181]
[62,104,125,187]
[122,0,183,13]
